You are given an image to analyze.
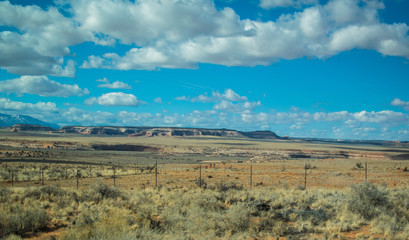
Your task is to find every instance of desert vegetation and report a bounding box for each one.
[1,130,409,239]
[1,182,409,239]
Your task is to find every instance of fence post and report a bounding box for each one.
[199,164,202,188]
[304,163,307,190]
[250,162,253,189]
[11,168,14,187]
[113,166,116,186]
[76,169,79,190]
[365,162,368,182]
[41,168,44,186]
[155,160,158,188]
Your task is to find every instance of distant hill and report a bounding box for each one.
[0,113,59,129]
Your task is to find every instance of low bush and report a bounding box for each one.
[0,204,50,238]
[347,182,389,220]
[1,183,409,239]
[81,181,126,203]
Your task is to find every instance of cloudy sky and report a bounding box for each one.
[0,0,408,140]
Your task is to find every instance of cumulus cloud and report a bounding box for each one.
[391,98,409,111]
[259,0,317,9]
[97,79,132,89]
[0,76,89,97]
[0,98,58,113]
[154,97,163,104]
[69,0,251,45]
[175,96,189,101]
[85,92,145,107]
[192,89,248,102]
[214,100,261,112]
[182,89,260,113]
[81,47,197,70]
[0,2,90,76]
[2,0,408,73]
[81,0,409,70]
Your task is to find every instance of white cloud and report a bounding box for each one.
[81,47,197,70]
[1,0,409,73]
[175,96,189,101]
[0,76,89,97]
[69,0,250,46]
[85,92,145,107]
[154,97,163,104]
[260,0,317,9]
[0,98,57,113]
[97,80,132,89]
[1,99,406,140]
[391,98,409,111]
[81,0,409,70]
[192,89,247,102]
[0,2,90,76]
[96,77,109,83]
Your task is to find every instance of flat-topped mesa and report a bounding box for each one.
[57,126,283,139]
[11,124,54,132]
[239,130,282,139]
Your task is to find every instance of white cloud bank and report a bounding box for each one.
[85,92,145,107]
[80,0,409,70]
[176,89,260,113]
[0,98,58,113]
[259,0,318,9]
[1,0,408,74]
[0,76,89,97]
[0,97,408,140]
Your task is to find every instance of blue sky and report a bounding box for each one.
[0,0,408,140]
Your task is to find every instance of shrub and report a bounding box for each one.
[83,181,125,203]
[23,186,66,200]
[0,204,50,238]
[347,182,389,220]
[0,188,10,203]
[209,182,244,192]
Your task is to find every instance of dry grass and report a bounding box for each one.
[1,182,409,239]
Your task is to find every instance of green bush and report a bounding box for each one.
[0,204,50,238]
[347,182,389,220]
[82,181,126,203]
[0,188,10,203]
[23,186,66,200]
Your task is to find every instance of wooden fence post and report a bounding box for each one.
[113,166,116,186]
[76,169,79,190]
[365,162,368,182]
[155,160,158,188]
[11,168,14,187]
[199,164,202,188]
[304,163,307,190]
[41,168,44,186]
[250,162,253,189]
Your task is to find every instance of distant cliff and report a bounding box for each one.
[58,126,284,139]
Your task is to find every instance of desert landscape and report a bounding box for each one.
[2,0,409,239]
[1,125,409,239]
